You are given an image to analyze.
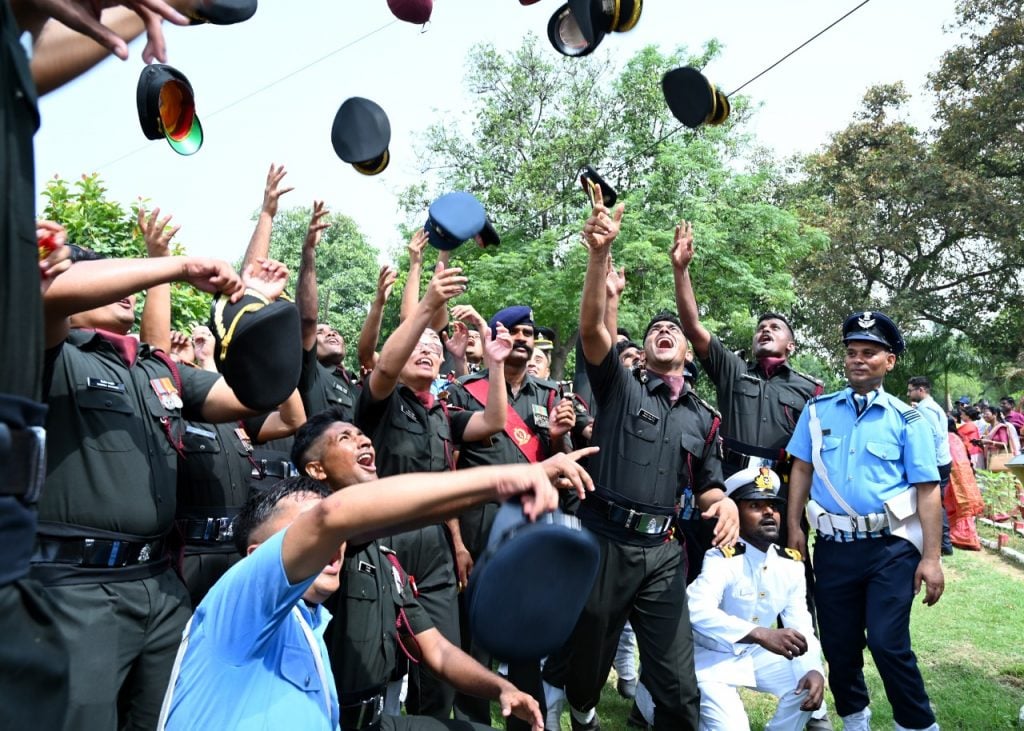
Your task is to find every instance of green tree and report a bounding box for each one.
[402,36,823,380]
[266,206,380,370]
[786,83,1018,355]
[41,173,210,332]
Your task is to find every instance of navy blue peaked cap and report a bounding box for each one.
[466,502,600,661]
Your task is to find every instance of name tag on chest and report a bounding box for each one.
[638,409,659,425]
[87,377,125,393]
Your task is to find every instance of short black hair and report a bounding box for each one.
[642,311,683,342]
[908,376,932,391]
[290,406,351,470]
[614,340,640,356]
[616,327,632,340]
[756,312,794,338]
[232,475,330,555]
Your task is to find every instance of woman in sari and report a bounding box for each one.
[946,418,984,550]
[980,404,1020,468]
[957,405,985,470]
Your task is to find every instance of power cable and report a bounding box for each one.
[95,19,399,171]
[492,0,876,243]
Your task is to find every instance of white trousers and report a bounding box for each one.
[697,648,813,731]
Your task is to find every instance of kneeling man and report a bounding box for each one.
[686,467,825,731]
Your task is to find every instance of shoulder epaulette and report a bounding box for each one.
[808,391,839,406]
[716,542,746,558]
[456,370,489,386]
[689,391,721,420]
[532,377,560,391]
[790,368,825,389]
[775,545,802,562]
[890,396,922,423]
[378,545,396,555]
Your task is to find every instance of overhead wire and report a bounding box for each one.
[491,0,876,245]
[95,19,399,171]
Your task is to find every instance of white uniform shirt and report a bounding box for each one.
[687,542,823,688]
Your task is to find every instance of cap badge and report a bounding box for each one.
[754,467,772,492]
[857,312,876,329]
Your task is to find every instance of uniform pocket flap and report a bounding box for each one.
[865,440,900,461]
[884,488,917,521]
[280,643,323,692]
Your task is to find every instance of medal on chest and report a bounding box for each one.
[150,377,183,410]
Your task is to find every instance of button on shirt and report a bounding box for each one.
[163,528,339,731]
[687,543,823,688]
[786,388,939,515]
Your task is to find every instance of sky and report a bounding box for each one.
[34,0,961,264]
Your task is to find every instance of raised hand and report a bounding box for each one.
[406,228,429,266]
[137,206,180,257]
[242,258,289,302]
[261,163,294,218]
[169,330,195,364]
[375,265,397,304]
[605,256,626,299]
[670,219,695,270]
[422,262,467,310]
[483,322,513,366]
[304,201,331,251]
[182,258,244,301]
[36,220,71,294]
[539,446,598,501]
[548,398,577,440]
[581,185,624,253]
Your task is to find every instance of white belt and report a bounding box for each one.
[809,501,887,535]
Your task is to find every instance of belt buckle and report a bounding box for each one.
[639,514,668,535]
[744,455,774,470]
[216,517,234,542]
[624,508,636,530]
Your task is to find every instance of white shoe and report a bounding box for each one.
[840,708,871,731]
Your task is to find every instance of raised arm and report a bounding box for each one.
[239,164,293,272]
[604,256,625,340]
[136,207,180,352]
[454,305,511,442]
[366,256,466,401]
[296,201,330,351]
[44,255,243,348]
[283,448,597,583]
[579,191,624,366]
[671,220,712,360]
[14,0,189,92]
[356,265,397,375]
[399,227,429,324]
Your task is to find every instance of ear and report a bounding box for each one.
[785,341,796,356]
[246,543,259,557]
[305,461,326,481]
[885,353,897,371]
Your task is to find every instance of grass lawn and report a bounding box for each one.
[510,547,1024,730]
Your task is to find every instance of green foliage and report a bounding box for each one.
[266,206,380,369]
[41,174,210,332]
[403,37,822,380]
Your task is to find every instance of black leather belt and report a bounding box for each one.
[252,459,297,479]
[180,516,235,544]
[0,423,46,501]
[338,689,384,730]
[33,536,166,568]
[587,494,674,536]
[721,438,787,470]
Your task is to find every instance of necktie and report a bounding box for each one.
[854,393,869,415]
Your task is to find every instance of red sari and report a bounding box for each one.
[945,434,983,550]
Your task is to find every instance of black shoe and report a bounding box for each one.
[616,677,637,700]
[570,713,601,731]
[941,546,955,556]
[625,702,649,729]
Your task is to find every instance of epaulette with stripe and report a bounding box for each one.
[689,391,721,420]
[791,368,825,389]
[890,396,922,423]
[716,542,746,558]
[775,545,803,562]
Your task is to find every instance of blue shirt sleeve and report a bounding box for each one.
[903,415,940,485]
[194,527,318,665]
[786,400,814,463]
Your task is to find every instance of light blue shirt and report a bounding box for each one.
[915,395,952,467]
[787,387,939,514]
[164,528,340,731]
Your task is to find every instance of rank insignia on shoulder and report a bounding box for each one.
[777,546,802,562]
[720,543,746,558]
